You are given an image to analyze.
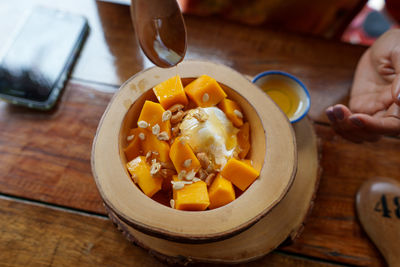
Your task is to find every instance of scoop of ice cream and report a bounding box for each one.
[179,107,238,170]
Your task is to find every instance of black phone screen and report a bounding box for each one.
[0,7,88,108]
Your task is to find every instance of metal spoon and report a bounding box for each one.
[130,0,187,68]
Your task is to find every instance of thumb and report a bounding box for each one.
[392,73,400,106]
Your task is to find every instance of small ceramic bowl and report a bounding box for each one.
[252,71,310,123]
[91,61,297,243]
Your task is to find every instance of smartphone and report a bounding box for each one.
[0,6,89,110]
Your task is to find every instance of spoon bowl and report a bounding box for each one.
[130,0,187,68]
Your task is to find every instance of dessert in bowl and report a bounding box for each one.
[91,61,297,243]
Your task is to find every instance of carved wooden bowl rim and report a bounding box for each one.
[91,60,297,243]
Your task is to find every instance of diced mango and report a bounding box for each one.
[184,75,227,107]
[237,122,250,159]
[218,98,243,127]
[221,158,259,191]
[172,175,210,211]
[169,137,201,173]
[124,128,145,162]
[138,101,171,137]
[126,156,163,197]
[208,173,236,209]
[153,75,188,110]
[141,130,170,162]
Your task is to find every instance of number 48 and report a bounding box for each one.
[374,194,400,218]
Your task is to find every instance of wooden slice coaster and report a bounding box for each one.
[105,117,320,265]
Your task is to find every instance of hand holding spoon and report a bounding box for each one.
[130,0,187,68]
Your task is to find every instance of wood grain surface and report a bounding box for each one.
[0,195,345,267]
[1,82,398,266]
[0,0,397,266]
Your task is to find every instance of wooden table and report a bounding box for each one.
[0,1,398,266]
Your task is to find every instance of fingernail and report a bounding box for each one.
[326,109,335,122]
[333,107,344,120]
[350,117,364,127]
[398,93,400,101]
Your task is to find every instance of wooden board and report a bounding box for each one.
[105,117,320,264]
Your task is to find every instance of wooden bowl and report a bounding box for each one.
[91,61,297,243]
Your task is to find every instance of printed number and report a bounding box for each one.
[374,194,391,218]
[394,197,400,219]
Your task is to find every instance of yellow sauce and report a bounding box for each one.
[260,78,300,119]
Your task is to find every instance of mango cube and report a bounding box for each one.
[208,174,236,209]
[141,130,170,162]
[138,100,171,137]
[184,75,227,107]
[218,98,243,127]
[169,137,201,173]
[126,156,162,197]
[124,128,144,162]
[221,158,259,191]
[237,122,250,159]
[153,75,188,110]
[173,176,210,211]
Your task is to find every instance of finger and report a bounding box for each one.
[329,105,384,142]
[325,106,336,123]
[332,104,354,131]
[349,113,400,135]
[335,119,381,143]
[333,104,351,121]
[391,74,400,106]
[328,105,368,142]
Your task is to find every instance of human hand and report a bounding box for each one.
[325,29,400,143]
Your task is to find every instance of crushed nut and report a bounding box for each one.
[172,181,185,190]
[171,126,179,138]
[197,168,208,180]
[206,163,214,173]
[185,169,196,181]
[193,108,208,122]
[157,131,169,141]
[170,199,175,209]
[205,173,216,186]
[202,93,209,102]
[178,170,187,180]
[138,132,146,140]
[152,124,160,135]
[162,110,172,122]
[150,161,161,175]
[138,120,149,128]
[170,110,184,124]
[234,109,243,118]
[145,151,152,162]
[168,104,184,113]
[127,134,134,141]
[183,159,192,168]
[196,152,210,169]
